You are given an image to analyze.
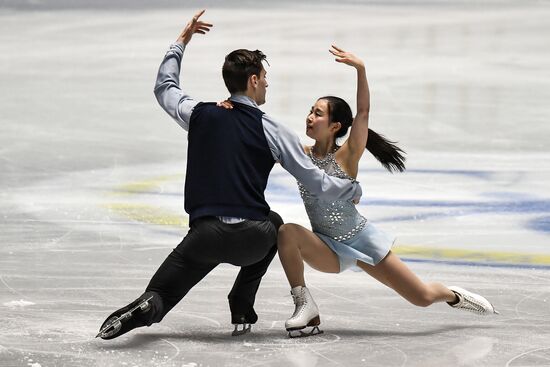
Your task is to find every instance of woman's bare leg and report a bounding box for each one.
[277,223,340,287]
[357,251,457,306]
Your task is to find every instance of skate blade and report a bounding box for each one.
[288,326,323,339]
[231,323,252,336]
[285,315,321,331]
[96,317,122,338]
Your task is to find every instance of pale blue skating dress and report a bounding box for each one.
[298,148,395,272]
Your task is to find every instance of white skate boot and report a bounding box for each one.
[285,286,323,338]
[447,286,499,315]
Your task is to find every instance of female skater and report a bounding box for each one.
[276,45,498,337]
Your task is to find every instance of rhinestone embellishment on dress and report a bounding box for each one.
[297,147,366,241]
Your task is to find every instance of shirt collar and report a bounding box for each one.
[229,94,258,108]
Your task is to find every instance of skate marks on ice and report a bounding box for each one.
[0,324,501,367]
[89,329,354,366]
[87,324,497,366]
[0,321,187,367]
[2,162,550,366]
[87,327,342,367]
[506,347,550,367]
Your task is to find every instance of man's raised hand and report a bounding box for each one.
[176,9,213,45]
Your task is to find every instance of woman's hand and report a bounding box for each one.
[176,9,213,45]
[329,45,364,69]
[217,99,234,110]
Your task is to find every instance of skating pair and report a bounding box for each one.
[284,285,499,338]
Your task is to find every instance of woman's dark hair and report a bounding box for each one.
[320,96,406,173]
[222,49,267,94]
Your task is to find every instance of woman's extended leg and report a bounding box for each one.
[277,223,340,287]
[357,251,498,314]
[357,251,456,306]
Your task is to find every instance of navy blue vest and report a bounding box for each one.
[184,101,275,223]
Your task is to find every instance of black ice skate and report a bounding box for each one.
[96,294,154,340]
[231,315,252,336]
[229,297,258,336]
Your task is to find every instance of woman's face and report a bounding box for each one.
[306,99,333,141]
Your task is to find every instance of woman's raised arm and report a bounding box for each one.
[329,45,370,158]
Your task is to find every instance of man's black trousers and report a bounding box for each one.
[144,211,283,324]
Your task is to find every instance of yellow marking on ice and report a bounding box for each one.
[393,245,550,265]
[105,175,550,266]
[104,174,188,227]
[110,174,183,195]
[103,203,188,227]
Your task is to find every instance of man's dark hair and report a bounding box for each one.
[222,49,267,94]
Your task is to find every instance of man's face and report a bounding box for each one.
[255,68,268,105]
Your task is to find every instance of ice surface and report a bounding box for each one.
[1,1,549,366]
[2,300,35,308]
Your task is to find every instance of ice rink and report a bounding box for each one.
[1,1,550,366]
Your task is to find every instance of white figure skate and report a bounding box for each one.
[285,286,323,338]
[448,286,499,315]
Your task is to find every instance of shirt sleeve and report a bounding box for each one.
[153,43,199,131]
[261,114,362,202]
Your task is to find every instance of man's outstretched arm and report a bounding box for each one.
[153,10,213,130]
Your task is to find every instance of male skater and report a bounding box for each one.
[97,10,362,339]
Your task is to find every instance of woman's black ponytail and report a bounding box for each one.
[365,129,406,173]
[321,96,406,173]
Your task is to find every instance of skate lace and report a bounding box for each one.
[459,294,486,314]
[291,292,307,318]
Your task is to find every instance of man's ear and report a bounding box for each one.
[249,74,258,88]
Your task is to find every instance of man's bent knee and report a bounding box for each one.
[268,211,284,231]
